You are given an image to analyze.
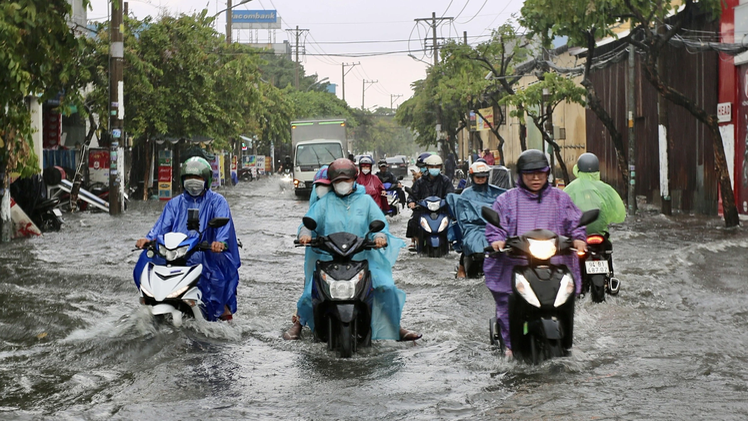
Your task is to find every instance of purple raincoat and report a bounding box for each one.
[484,182,586,349]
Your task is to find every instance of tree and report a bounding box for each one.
[521,0,632,197]
[623,0,737,227]
[0,0,90,241]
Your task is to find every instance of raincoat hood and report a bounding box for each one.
[565,165,626,235]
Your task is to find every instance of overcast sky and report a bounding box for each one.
[87,0,522,112]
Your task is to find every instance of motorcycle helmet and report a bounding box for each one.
[516,149,549,174]
[577,152,599,173]
[469,161,491,178]
[328,158,358,182]
[424,154,443,167]
[416,152,431,167]
[358,156,374,167]
[378,159,387,168]
[313,165,331,185]
[180,157,213,189]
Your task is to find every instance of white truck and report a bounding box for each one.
[291,119,347,196]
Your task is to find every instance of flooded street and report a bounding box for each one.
[2,176,748,420]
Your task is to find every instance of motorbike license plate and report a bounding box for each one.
[52,208,63,217]
[585,260,609,274]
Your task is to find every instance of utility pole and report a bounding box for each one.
[226,0,232,45]
[415,12,452,149]
[627,44,637,215]
[341,62,359,103]
[286,26,309,89]
[362,79,378,110]
[390,94,403,113]
[109,0,124,215]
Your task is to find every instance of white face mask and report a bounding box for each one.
[315,185,331,199]
[361,168,371,175]
[334,181,354,196]
[183,178,205,197]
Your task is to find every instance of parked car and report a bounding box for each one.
[385,156,409,178]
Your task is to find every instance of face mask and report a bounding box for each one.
[315,185,331,199]
[361,168,371,175]
[419,166,427,173]
[334,181,354,196]
[428,168,441,176]
[183,179,205,197]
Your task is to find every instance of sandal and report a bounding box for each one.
[398,328,422,341]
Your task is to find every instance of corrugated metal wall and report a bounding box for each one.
[585,15,719,214]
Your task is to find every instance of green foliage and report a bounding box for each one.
[0,0,90,177]
[503,73,587,122]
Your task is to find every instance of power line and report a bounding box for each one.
[458,0,489,24]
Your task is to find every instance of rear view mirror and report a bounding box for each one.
[397,176,404,181]
[302,216,318,231]
[369,220,385,233]
[481,206,502,229]
[578,209,600,227]
[207,217,230,228]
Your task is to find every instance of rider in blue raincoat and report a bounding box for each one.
[134,157,241,322]
[284,158,421,341]
[447,161,506,278]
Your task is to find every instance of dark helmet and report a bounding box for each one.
[516,149,550,174]
[358,156,374,167]
[328,158,358,182]
[378,159,387,168]
[416,152,431,167]
[180,157,213,188]
[577,152,599,173]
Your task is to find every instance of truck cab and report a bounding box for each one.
[291,119,347,197]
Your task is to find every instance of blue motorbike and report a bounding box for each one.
[416,196,450,257]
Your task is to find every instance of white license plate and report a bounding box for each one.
[585,260,609,274]
[52,208,63,217]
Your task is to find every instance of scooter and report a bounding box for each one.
[382,180,403,217]
[279,168,293,190]
[134,212,230,327]
[295,216,384,358]
[416,196,450,257]
[483,206,599,364]
[578,233,621,303]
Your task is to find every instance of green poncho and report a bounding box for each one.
[564,165,626,235]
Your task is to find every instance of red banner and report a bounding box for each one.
[158,166,172,182]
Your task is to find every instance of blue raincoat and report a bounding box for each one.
[133,189,241,321]
[296,184,407,340]
[446,183,506,256]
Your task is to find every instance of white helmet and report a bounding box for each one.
[469,161,491,177]
[424,154,443,166]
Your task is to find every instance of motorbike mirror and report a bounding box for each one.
[369,220,385,233]
[577,209,600,227]
[397,176,404,181]
[302,216,318,231]
[481,206,502,228]
[207,217,230,228]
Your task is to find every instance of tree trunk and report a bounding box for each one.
[532,118,571,185]
[641,54,739,227]
[0,173,10,243]
[142,137,151,201]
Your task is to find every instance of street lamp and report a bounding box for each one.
[212,0,254,45]
[305,77,330,92]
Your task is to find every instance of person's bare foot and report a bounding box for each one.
[283,321,302,340]
[398,327,422,341]
[456,264,467,279]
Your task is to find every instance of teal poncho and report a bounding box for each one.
[296,184,407,340]
[564,165,626,235]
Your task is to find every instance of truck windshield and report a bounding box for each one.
[295,143,343,167]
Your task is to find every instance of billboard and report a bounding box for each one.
[469,107,495,132]
[231,10,281,29]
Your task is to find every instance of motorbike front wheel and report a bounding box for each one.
[338,322,353,358]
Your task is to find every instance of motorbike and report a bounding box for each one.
[578,233,621,303]
[416,196,450,257]
[295,216,385,358]
[279,168,293,190]
[134,212,230,327]
[382,178,403,217]
[482,206,599,364]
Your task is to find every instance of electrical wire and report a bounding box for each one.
[458,0,488,24]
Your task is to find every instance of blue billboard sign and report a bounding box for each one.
[231,10,278,23]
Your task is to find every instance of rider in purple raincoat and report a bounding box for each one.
[484,150,586,357]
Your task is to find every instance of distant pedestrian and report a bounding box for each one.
[483,149,495,166]
[445,153,457,181]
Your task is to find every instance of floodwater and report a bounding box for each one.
[1,175,748,420]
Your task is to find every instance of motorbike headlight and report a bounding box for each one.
[166,285,191,299]
[141,285,154,297]
[427,201,441,212]
[527,238,556,260]
[515,273,541,308]
[322,270,364,300]
[437,217,449,233]
[162,245,190,261]
[554,273,575,307]
[419,217,432,233]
